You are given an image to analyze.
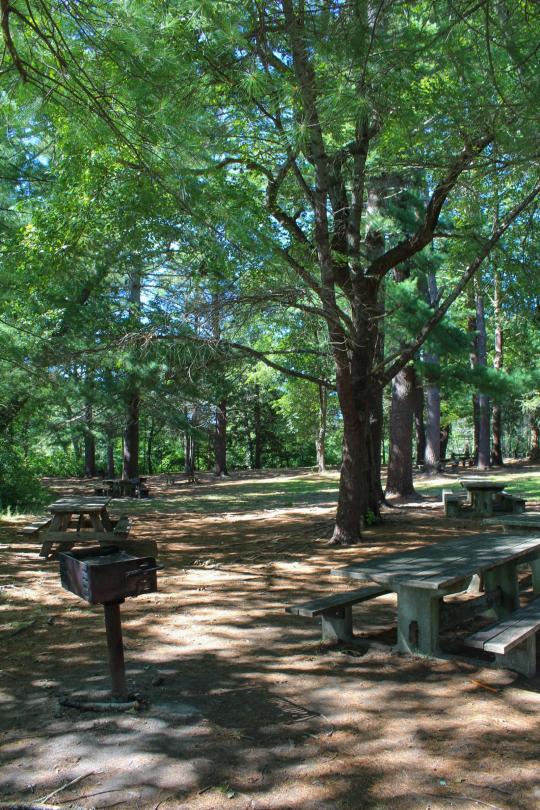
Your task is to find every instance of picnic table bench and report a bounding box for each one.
[466,598,540,677]
[163,471,198,485]
[286,585,391,643]
[17,516,52,536]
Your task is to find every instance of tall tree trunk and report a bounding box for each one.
[83,402,96,477]
[122,394,140,479]
[332,383,370,539]
[214,398,228,477]
[146,416,155,475]
[386,365,417,497]
[414,376,426,466]
[107,437,115,478]
[491,269,504,465]
[440,424,451,459]
[122,269,141,480]
[253,384,262,469]
[316,384,327,472]
[475,282,491,469]
[530,419,540,462]
[424,270,441,474]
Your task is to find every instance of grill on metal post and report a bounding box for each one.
[59,546,159,701]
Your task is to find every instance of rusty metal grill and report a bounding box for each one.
[58,545,160,701]
[60,546,158,604]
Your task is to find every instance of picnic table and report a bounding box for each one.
[98,477,149,498]
[332,532,540,657]
[39,496,116,558]
[459,478,508,517]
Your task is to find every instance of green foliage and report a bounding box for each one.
[0,446,46,512]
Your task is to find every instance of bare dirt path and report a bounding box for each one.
[0,470,539,809]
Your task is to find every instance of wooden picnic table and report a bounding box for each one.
[459,478,508,517]
[100,478,148,498]
[40,496,115,558]
[332,532,540,657]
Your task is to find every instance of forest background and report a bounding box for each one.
[1,0,540,543]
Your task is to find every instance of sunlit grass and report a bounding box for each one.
[120,475,341,515]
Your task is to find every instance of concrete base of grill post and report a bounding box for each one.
[495,635,536,678]
[321,606,353,644]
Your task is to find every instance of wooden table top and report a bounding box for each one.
[48,496,111,513]
[331,533,540,592]
[459,479,507,491]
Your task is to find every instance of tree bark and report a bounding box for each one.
[530,419,540,462]
[423,270,441,474]
[386,365,417,497]
[107,438,115,478]
[316,384,327,472]
[253,385,262,469]
[491,269,504,465]
[414,376,426,466]
[440,424,451,459]
[214,398,228,477]
[475,283,491,469]
[122,393,140,480]
[83,403,96,477]
[122,269,141,480]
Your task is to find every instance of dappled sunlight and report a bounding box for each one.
[1,468,539,807]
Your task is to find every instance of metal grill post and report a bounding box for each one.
[103,601,128,700]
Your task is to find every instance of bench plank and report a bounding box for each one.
[466,599,540,654]
[286,585,390,617]
[17,517,52,536]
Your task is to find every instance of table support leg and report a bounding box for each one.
[530,558,540,596]
[484,562,519,617]
[103,600,128,700]
[471,490,493,517]
[397,586,440,655]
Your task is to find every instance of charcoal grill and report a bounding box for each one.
[59,546,159,701]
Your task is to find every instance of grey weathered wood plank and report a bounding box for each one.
[466,599,540,654]
[332,534,540,591]
[286,585,390,617]
[43,531,119,543]
[484,513,540,528]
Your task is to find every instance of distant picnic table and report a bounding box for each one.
[96,477,149,498]
[459,478,508,517]
[18,496,135,559]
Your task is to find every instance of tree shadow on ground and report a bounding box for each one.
[1,472,540,808]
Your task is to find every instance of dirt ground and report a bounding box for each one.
[0,469,539,810]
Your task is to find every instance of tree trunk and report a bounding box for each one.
[440,424,451,459]
[316,384,327,472]
[122,269,141,480]
[122,393,140,480]
[386,365,417,497]
[253,385,262,469]
[491,270,504,465]
[423,271,441,474]
[83,403,96,477]
[214,398,228,477]
[530,420,540,462]
[425,378,441,473]
[107,438,115,478]
[331,396,369,542]
[146,416,155,475]
[475,284,491,469]
[414,375,426,466]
